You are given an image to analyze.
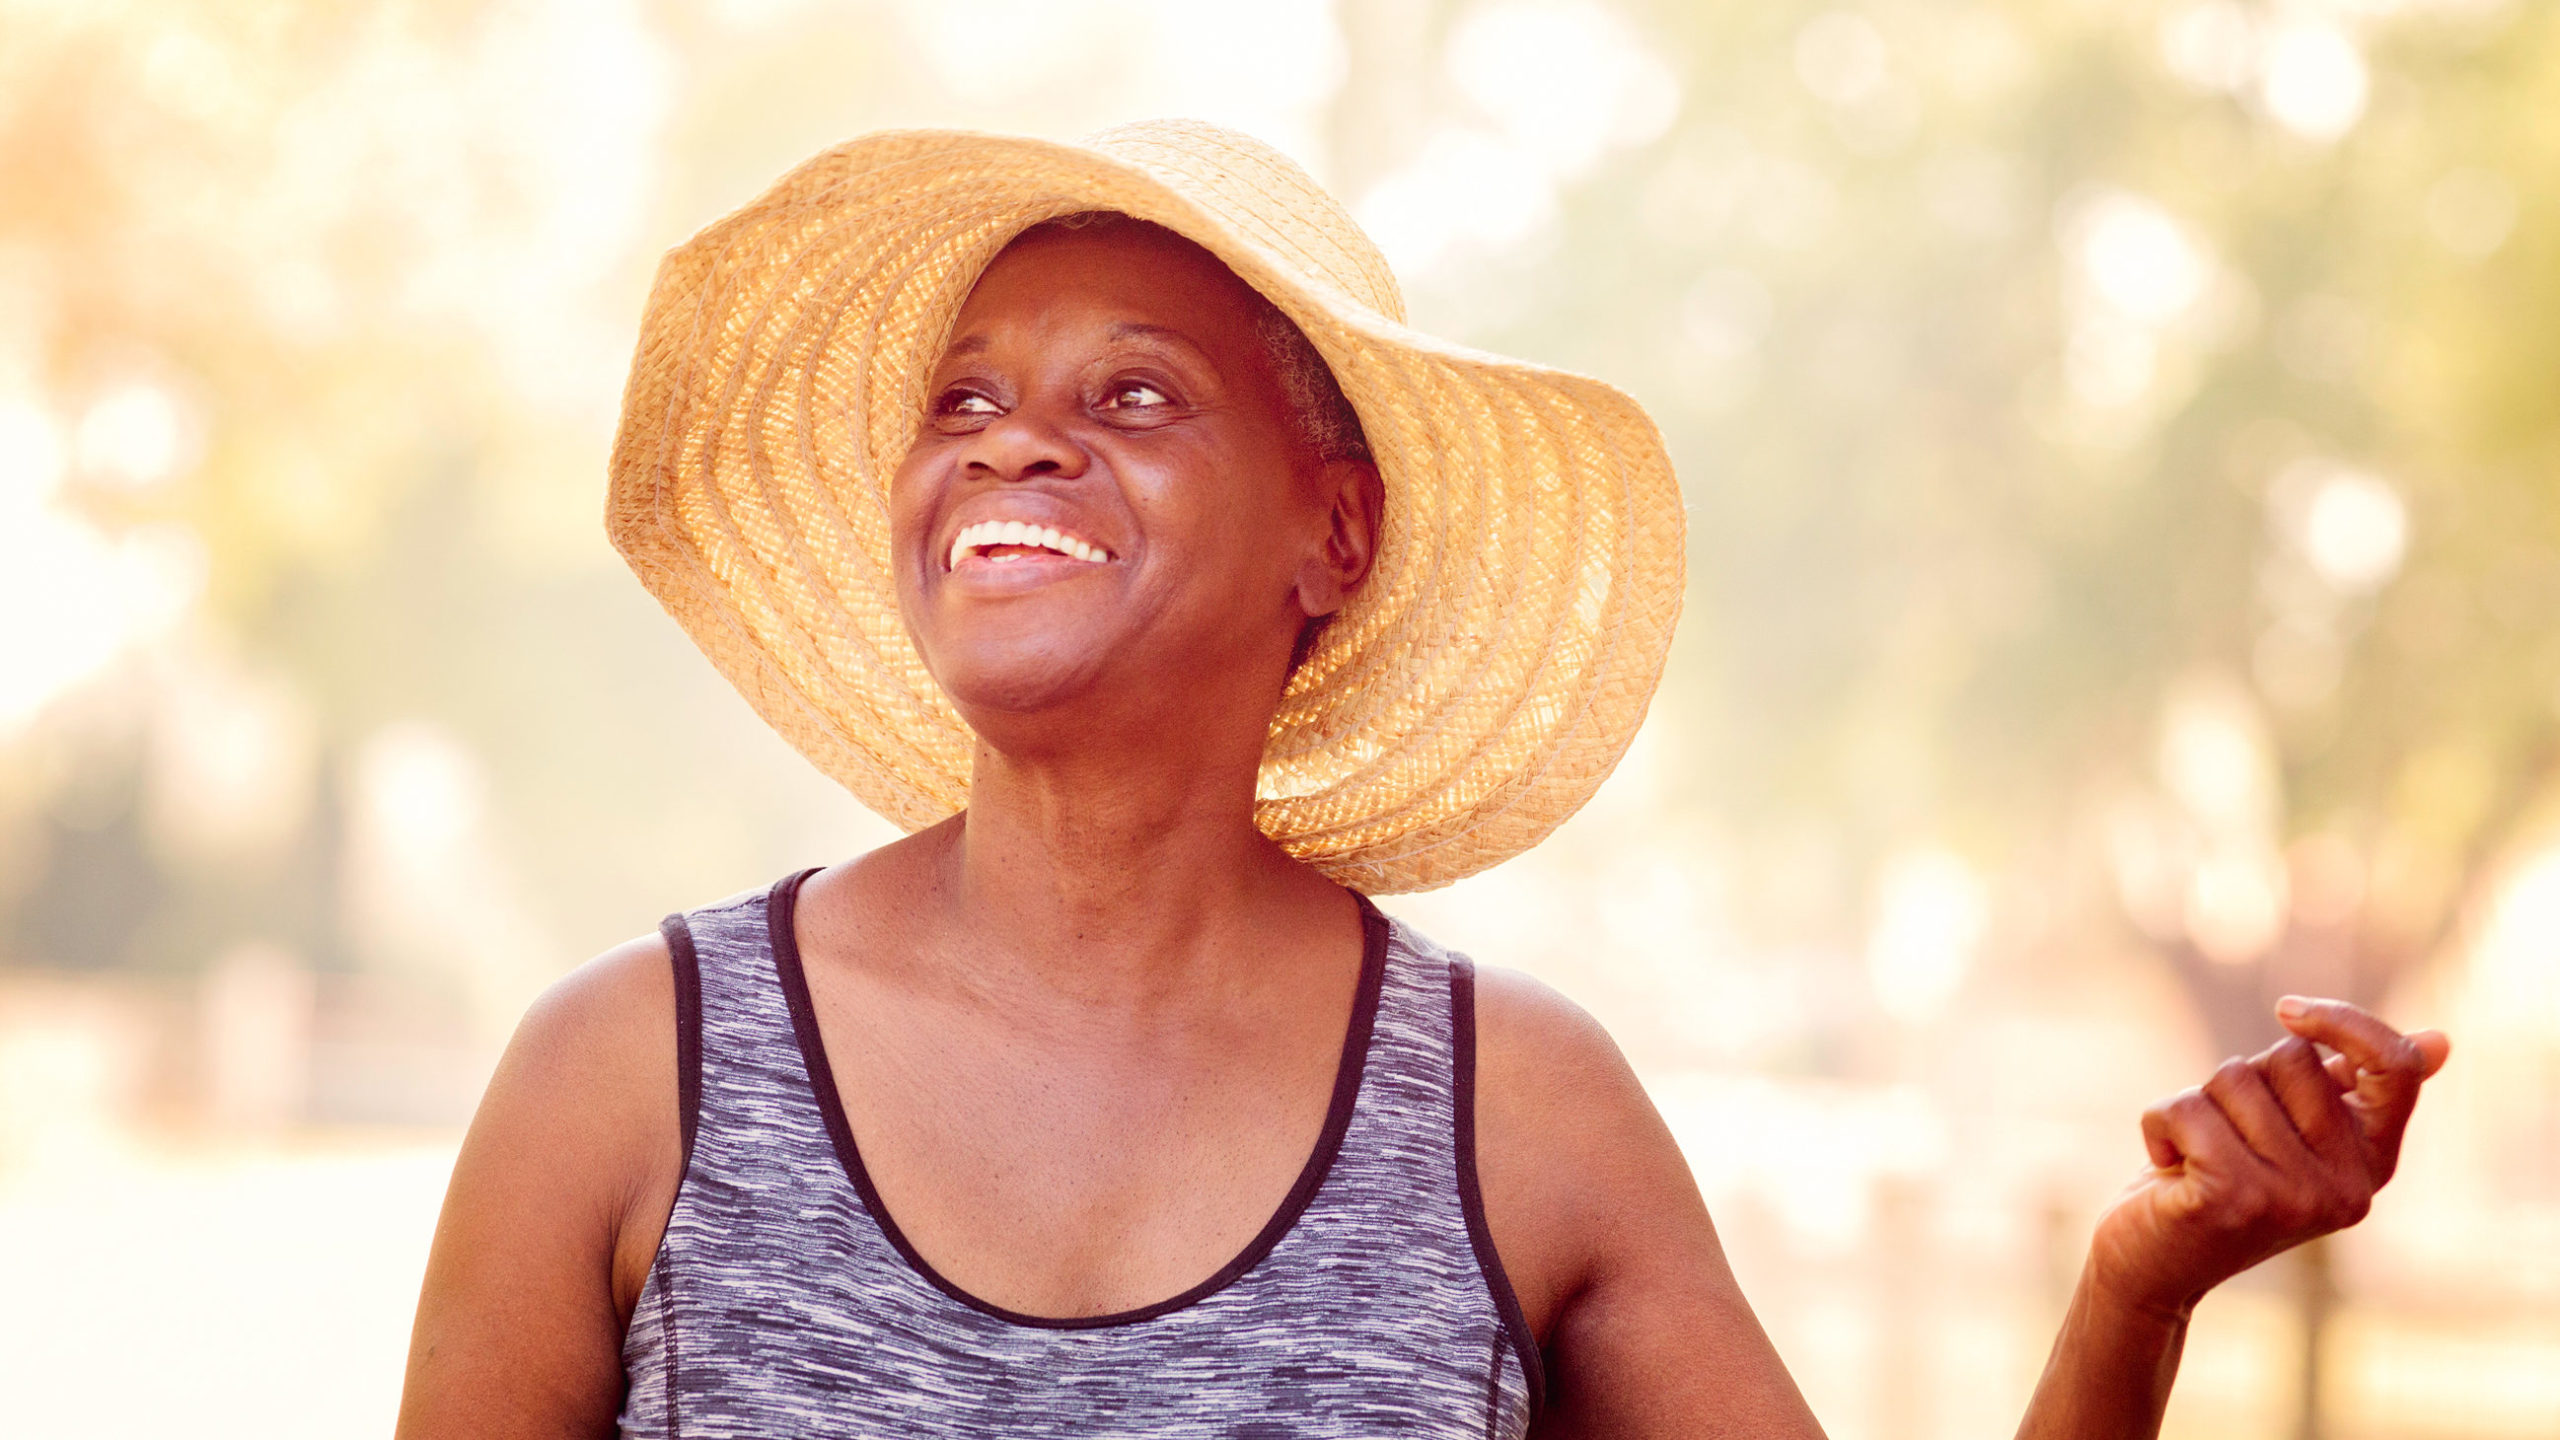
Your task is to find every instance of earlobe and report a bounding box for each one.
[1295,564,1346,620]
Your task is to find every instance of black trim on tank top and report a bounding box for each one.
[654,909,704,1440]
[661,912,705,1170]
[766,866,1392,1331]
[1450,958,1548,1420]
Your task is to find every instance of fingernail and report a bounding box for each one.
[2277,996,2311,1021]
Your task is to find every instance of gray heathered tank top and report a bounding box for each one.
[616,869,1544,1438]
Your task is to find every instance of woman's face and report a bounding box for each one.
[890,222,1367,748]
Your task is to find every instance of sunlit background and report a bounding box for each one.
[1,0,2554,1435]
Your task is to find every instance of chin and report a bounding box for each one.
[902,574,1157,727]
[926,634,1122,725]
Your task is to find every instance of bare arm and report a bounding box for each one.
[395,934,685,1440]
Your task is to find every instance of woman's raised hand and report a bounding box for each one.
[2086,997,2452,1321]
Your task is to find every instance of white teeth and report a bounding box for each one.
[944,519,1111,569]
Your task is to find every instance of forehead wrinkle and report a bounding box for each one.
[1099,321,1241,391]
[1105,320,1206,354]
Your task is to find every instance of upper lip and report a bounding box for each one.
[941,515,1114,571]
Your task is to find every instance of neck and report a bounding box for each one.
[918,725,1336,1007]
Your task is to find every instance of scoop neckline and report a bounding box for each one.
[764,866,1391,1331]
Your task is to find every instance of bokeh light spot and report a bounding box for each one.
[2259,20,2368,142]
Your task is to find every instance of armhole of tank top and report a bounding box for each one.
[659,910,705,1192]
[629,911,703,1438]
[1450,957,1549,1421]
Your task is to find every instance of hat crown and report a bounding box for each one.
[1085,119,1408,326]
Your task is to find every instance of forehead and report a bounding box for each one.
[947,222,1272,356]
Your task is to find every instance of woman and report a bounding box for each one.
[397,121,2449,1439]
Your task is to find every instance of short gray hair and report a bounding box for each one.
[1254,306,1371,465]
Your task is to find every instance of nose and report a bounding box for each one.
[961,403,1088,484]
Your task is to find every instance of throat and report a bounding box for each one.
[941,767,1302,989]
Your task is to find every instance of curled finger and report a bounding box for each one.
[2257,1037,2360,1170]
[2277,997,2449,1182]
[2205,1054,2323,1175]
[2141,1084,2263,1201]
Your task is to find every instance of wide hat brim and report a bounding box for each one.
[608,121,1684,893]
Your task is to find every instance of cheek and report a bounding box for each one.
[1135,437,1307,552]
[886,452,939,608]
[1222,450,1326,561]
[887,447,932,535]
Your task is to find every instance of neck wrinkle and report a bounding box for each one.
[934,734,1313,1009]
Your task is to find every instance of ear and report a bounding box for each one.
[1293,457,1383,620]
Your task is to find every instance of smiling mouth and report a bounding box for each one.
[945,520,1113,572]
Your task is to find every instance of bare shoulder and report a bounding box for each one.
[398,930,687,1438]
[501,929,681,1112]
[1469,965,1693,1339]
[474,930,687,1275]
[1472,964,1677,1181]
[1468,964,1824,1437]
[1472,964,1645,1116]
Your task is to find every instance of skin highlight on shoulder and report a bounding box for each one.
[395,931,685,1439]
[1470,965,1827,1439]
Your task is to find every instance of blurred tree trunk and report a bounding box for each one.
[2294,1238,2336,1440]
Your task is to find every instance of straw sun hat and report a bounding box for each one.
[608,119,1684,893]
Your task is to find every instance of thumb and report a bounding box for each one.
[2409,1029,2452,1079]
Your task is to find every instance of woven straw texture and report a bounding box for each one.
[608,120,1684,893]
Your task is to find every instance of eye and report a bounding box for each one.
[929,387,1004,431]
[1102,380,1172,410]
